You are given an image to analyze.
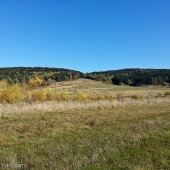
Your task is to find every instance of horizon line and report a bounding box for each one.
[0,66,170,73]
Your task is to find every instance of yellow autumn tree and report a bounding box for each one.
[30,90,47,102]
[0,80,8,89]
[0,85,23,103]
[29,77,44,88]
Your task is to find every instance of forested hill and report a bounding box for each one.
[0,67,84,85]
[86,69,170,86]
[0,67,170,86]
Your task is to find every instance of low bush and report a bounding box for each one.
[0,80,8,89]
[131,95,144,100]
[30,90,47,102]
[53,92,69,101]
[43,88,55,100]
[0,85,23,103]
[103,94,114,100]
[73,92,88,101]
[28,77,45,89]
[165,91,170,96]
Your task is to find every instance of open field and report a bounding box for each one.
[0,79,170,169]
[50,78,170,91]
[0,101,170,169]
[47,79,170,101]
[1,78,170,104]
[0,0,170,168]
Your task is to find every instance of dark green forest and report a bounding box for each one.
[0,67,170,86]
[86,69,170,86]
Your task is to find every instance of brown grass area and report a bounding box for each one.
[0,96,169,115]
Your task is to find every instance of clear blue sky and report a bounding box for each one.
[0,0,170,72]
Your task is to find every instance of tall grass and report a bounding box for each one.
[1,84,169,104]
[1,97,169,115]
[0,85,116,103]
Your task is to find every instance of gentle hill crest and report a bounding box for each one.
[0,67,170,86]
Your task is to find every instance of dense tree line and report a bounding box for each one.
[86,69,170,86]
[1,67,170,86]
[0,67,84,85]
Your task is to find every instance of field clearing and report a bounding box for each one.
[0,79,170,169]
[1,78,170,105]
[91,84,170,91]
[0,101,170,169]
[46,79,170,98]
[49,79,170,92]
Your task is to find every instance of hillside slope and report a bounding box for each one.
[0,67,170,86]
[86,68,170,86]
[0,67,83,84]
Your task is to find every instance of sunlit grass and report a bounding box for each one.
[90,82,170,91]
[0,103,169,169]
[0,78,170,169]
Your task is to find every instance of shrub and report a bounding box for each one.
[25,90,47,102]
[131,95,144,100]
[87,92,113,101]
[0,85,23,103]
[29,77,44,89]
[96,93,104,100]
[54,92,69,101]
[87,93,96,100]
[24,91,33,102]
[43,88,55,100]
[165,92,170,96]
[30,90,47,102]
[0,80,8,89]
[59,92,69,101]
[87,93,101,100]
[73,92,88,101]
[103,94,114,100]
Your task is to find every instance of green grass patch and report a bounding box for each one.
[90,83,170,91]
[0,104,169,169]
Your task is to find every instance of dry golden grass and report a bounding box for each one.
[0,96,169,115]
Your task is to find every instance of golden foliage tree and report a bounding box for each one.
[0,85,23,103]
[29,77,44,88]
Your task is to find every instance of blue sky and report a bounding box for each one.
[0,0,170,72]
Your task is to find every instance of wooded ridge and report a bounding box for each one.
[0,67,170,86]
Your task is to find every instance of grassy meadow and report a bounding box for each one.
[0,79,170,169]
